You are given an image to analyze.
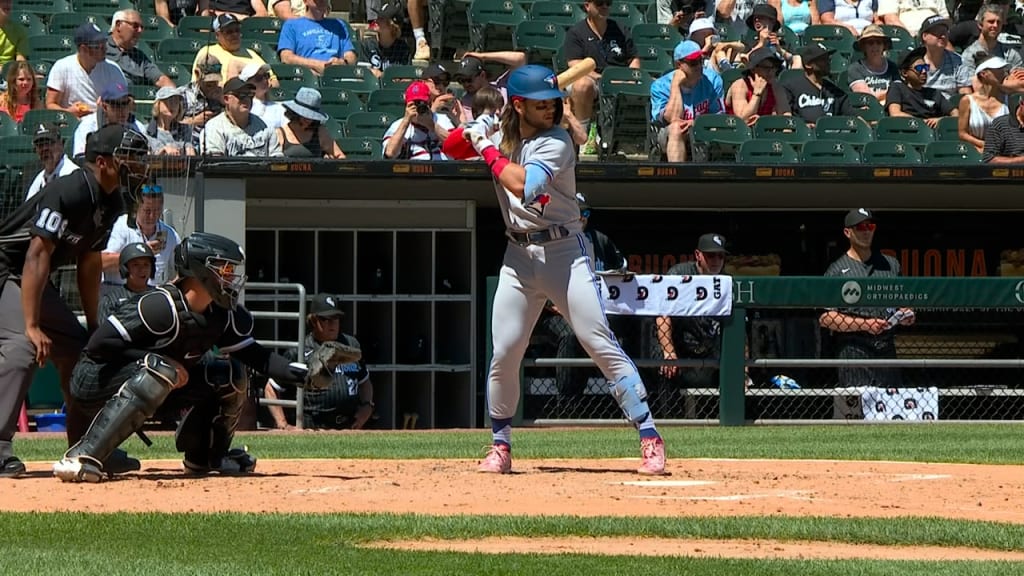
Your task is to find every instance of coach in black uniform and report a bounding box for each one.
[0,124,149,478]
[819,209,915,388]
[53,232,348,483]
[265,293,374,430]
[98,242,157,320]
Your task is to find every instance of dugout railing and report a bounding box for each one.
[244,282,309,429]
[488,276,1024,426]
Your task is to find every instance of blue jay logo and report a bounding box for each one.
[544,73,556,88]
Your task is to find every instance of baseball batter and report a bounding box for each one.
[461,65,667,475]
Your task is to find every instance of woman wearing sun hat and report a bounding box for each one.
[276,86,346,158]
[848,24,900,104]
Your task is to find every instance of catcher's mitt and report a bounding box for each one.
[304,341,362,390]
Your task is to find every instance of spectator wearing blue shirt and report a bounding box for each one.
[278,0,358,76]
[650,40,725,162]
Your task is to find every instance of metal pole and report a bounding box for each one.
[719,309,746,426]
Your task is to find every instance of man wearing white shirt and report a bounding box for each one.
[72,84,149,158]
[24,123,80,201]
[100,185,181,295]
[45,23,129,118]
[239,62,286,129]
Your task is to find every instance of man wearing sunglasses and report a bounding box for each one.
[887,47,958,128]
[191,14,279,87]
[651,40,726,162]
[106,10,175,89]
[72,83,149,158]
[46,23,130,118]
[916,15,969,99]
[820,209,915,390]
[25,123,80,202]
[100,183,181,294]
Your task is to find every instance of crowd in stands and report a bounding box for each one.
[0,0,1020,167]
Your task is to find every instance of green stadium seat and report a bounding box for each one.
[596,66,652,159]
[177,15,216,39]
[738,139,799,163]
[862,140,923,164]
[319,88,361,108]
[607,1,643,27]
[923,141,983,164]
[71,0,134,16]
[319,66,381,100]
[381,65,425,86]
[630,23,682,52]
[468,0,529,52]
[802,24,855,54]
[244,40,280,64]
[934,116,960,141]
[265,86,291,101]
[345,111,396,138]
[635,43,673,76]
[158,61,193,86]
[720,68,744,89]
[20,110,79,141]
[514,20,565,67]
[240,17,283,48]
[136,40,158,62]
[10,12,47,36]
[752,115,813,148]
[778,69,805,85]
[130,84,160,102]
[13,0,71,16]
[367,88,407,115]
[800,139,860,163]
[0,135,41,168]
[158,38,207,63]
[0,112,17,137]
[141,14,176,44]
[529,1,583,28]
[337,136,382,159]
[874,116,934,147]
[322,101,365,121]
[49,13,108,36]
[845,92,885,123]
[690,114,751,162]
[829,53,850,79]
[880,25,915,53]
[27,35,75,64]
[270,64,317,87]
[31,61,51,80]
[814,115,873,148]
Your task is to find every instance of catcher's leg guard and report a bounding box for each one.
[177,358,255,474]
[54,355,182,483]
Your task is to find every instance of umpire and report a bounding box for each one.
[265,293,375,429]
[819,209,916,388]
[0,124,150,477]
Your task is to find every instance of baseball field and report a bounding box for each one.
[3,424,1024,575]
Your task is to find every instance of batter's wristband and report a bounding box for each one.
[482,146,509,179]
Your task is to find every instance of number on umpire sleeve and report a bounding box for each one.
[35,208,64,234]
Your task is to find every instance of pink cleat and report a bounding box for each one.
[638,436,667,476]
[478,444,512,474]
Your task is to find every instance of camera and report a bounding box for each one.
[414,100,430,114]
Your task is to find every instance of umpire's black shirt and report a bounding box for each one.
[563,18,636,72]
[0,169,123,287]
[824,250,901,345]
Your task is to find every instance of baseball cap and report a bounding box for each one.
[32,122,62,144]
[976,56,1009,75]
[310,293,344,317]
[74,22,107,46]
[376,1,403,21]
[422,63,450,83]
[673,40,703,62]
[454,56,485,80]
[213,13,240,32]
[844,208,874,227]
[747,47,783,69]
[405,80,431,103]
[688,17,715,35]
[800,42,835,63]
[101,83,131,102]
[223,77,255,96]
[239,62,271,82]
[697,233,729,254]
[919,15,951,38]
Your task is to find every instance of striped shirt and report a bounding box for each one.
[382,114,455,161]
[923,50,966,100]
[983,112,1024,162]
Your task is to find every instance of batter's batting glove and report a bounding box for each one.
[303,341,362,391]
[463,117,498,155]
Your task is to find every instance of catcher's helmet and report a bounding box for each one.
[506,65,564,101]
[174,232,247,310]
[119,242,156,279]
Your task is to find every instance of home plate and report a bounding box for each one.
[618,480,716,488]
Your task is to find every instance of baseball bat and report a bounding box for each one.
[555,57,596,90]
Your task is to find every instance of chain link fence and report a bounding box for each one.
[522,306,1024,422]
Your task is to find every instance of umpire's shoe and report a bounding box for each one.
[183,447,257,476]
[0,456,26,478]
[53,455,105,483]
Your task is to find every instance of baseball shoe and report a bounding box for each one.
[413,38,431,61]
[184,447,257,476]
[0,456,26,478]
[103,449,141,477]
[478,444,511,474]
[637,436,667,476]
[53,455,105,483]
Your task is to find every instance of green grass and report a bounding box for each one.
[13,424,1024,464]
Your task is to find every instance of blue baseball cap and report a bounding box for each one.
[101,83,131,102]
[506,65,563,101]
[673,40,703,62]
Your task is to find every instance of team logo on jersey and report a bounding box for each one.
[525,193,551,217]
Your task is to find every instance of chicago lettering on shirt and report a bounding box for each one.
[797,93,835,112]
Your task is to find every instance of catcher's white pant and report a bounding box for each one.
[486,234,641,420]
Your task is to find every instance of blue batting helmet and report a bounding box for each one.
[506,65,564,101]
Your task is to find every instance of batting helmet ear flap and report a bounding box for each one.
[553,98,564,125]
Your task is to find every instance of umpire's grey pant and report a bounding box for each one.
[0,278,86,458]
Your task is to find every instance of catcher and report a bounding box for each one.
[53,232,360,483]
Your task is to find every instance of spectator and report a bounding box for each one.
[97,242,156,320]
[265,294,375,430]
[779,0,819,33]
[420,62,461,127]
[145,86,197,156]
[689,16,747,73]
[106,10,175,88]
[408,0,430,61]
[155,0,209,27]
[726,47,787,123]
[918,15,968,98]
[716,0,759,36]
[848,25,900,104]
[278,0,358,75]
[0,0,28,66]
[470,85,504,122]
[563,0,640,146]
[200,77,282,155]
[780,43,854,125]
[662,0,713,31]
[887,46,958,127]
[101,184,181,291]
[209,0,268,19]
[982,87,1024,162]
[957,4,1024,90]
[382,80,453,160]
[183,58,225,128]
[878,0,949,35]
[743,4,798,65]
[818,0,878,35]
[276,87,345,158]
[46,23,129,118]
[820,209,914,389]
[24,122,79,201]
[269,0,304,19]
[959,53,1009,151]
[0,60,41,122]
[651,40,726,162]
[72,84,148,158]
[192,14,279,86]
[360,1,412,78]
[454,52,526,122]
[239,62,286,129]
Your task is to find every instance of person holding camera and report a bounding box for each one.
[100,184,181,295]
[382,80,455,160]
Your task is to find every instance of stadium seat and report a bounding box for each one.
[13,0,70,16]
[0,135,41,167]
[752,115,813,147]
[381,65,425,86]
[778,69,805,85]
[529,1,584,28]
[923,141,983,164]
[468,0,529,52]
[136,40,158,61]
[690,114,751,162]
[270,64,317,87]
[635,43,673,76]
[0,112,17,137]
[738,139,800,163]
[322,101,365,121]
[159,61,193,86]
[240,17,283,48]
[597,67,652,159]
[319,66,381,100]
[862,140,923,164]
[141,15,176,44]
[514,20,565,68]
[71,0,134,17]
[10,12,47,36]
[607,2,643,27]
[336,136,383,160]
[874,116,934,148]
[431,0,472,61]
[130,84,160,102]
[177,15,216,39]
[829,53,851,79]
[880,25,915,53]
[27,35,75,64]
[20,110,79,141]
[802,24,855,54]
[934,116,961,141]
[630,23,682,52]
[244,40,280,64]
[845,92,885,123]
[49,13,108,36]
[345,111,397,138]
[814,116,873,148]
[158,38,207,63]
[800,139,860,163]
[320,88,361,107]
[367,88,406,115]
[719,68,744,89]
